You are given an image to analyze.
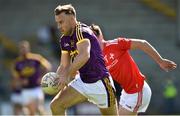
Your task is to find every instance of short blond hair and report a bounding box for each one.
[54,4,76,17]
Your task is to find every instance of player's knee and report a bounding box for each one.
[50,99,58,111]
[50,98,65,111]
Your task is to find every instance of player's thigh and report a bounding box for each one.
[99,102,118,115]
[35,88,45,108]
[119,105,137,115]
[51,85,87,108]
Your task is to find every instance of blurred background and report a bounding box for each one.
[0,0,180,115]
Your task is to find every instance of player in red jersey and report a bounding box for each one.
[91,24,177,115]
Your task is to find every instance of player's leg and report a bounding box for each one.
[118,89,141,115]
[113,79,122,103]
[118,81,151,115]
[25,101,37,115]
[13,103,23,115]
[50,85,87,115]
[11,93,24,115]
[99,101,119,115]
[137,81,151,113]
[37,99,46,115]
[34,87,46,115]
[98,77,119,115]
[22,88,39,115]
[119,105,137,115]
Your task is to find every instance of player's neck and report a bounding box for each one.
[20,52,29,58]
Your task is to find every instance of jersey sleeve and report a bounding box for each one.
[75,23,92,45]
[11,62,20,79]
[26,53,51,70]
[117,37,131,50]
[60,36,70,53]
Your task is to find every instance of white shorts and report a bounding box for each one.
[69,75,116,108]
[119,81,152,113]
[21,87,44,105]
[11,93,23,105]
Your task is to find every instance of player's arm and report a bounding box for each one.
[130,39,177,71]
[56,50,71,76]
[10,63,21,89]
[11,67,19,79]
[67,39,90,77]
[56,50,71,90]
[39,56,52,72]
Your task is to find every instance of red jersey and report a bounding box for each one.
[103,38,145,94]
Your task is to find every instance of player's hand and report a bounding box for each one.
[57,75,69,91]
[159,59,177,72]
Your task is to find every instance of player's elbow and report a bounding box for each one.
[47,64,52,71]
[137,40,148,49]
[138,39,147,45]
[142,40,148,44]
[142,40,150,47]
[44,66,51,73]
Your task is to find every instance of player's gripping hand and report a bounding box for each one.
[159,58,177,72]
[57,74,70,91]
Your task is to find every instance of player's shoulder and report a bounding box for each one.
[60,34,68,38]
[116,37,127,41]
[60,34,70,44]
[60,34,64,39]
[112,37,131,44]
[13,56,23,64]
[77,22,94,35]
[105,37,129,47]
[105,39,118,47]
[60,35,71,50]
[26,53,43,61]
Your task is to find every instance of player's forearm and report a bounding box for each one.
[68,53,90,77]
[56,65,62,74]
[140,40,163,64]
[45,62,52,71]
[42,63,52,73]
[56,64,69,76]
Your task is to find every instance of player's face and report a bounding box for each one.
[55,12,73,35]
[19,43,30,55]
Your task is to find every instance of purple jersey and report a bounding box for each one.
[60,22,109,83]
[12,53,48,88]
